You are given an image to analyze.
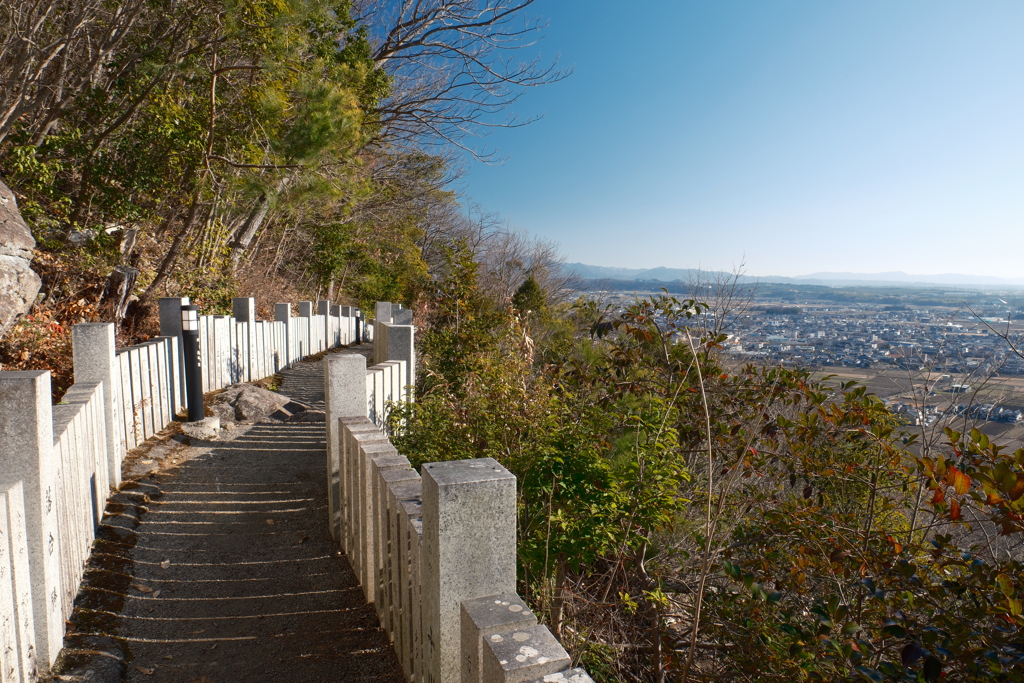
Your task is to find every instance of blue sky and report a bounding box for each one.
[461,1,1024,278]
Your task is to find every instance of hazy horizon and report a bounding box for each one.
[565,261,1024,285]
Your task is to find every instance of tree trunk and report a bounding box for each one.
[549,555,567,641]
[651,603,664,683]
[228,173,293,271]
[138,194,202,306]
[100,265,139,324]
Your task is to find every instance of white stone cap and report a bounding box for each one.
[422,458,515,487]
[462,593,537,634]
[482,623,571,683]
[526,669,596,683]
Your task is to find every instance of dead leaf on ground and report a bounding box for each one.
[135,665,154,675]
[152,590,161,598]
[160,559,171,569]
[131,584,153,593]
[209,643,218,650]
[297,534,308,544]
[265,519,275,525]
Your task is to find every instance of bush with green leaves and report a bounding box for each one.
[393,286,1023,682]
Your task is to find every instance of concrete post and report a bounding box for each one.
[339,418,382,554]
[375,301,393,324]
[382,361,404,413]
[0,371,63,666]
[71,323,123,489]
[329,305,338,345]
[330,305,343,345]
[461,594,537,683]
[374,302,393,360]
[158,296,189,337]
[318,300,332,349]
[337,306,349,345]
[481,624,571,682]
[377,468,419,632]
[1,480,38,681]
[344,426,390,574]
[422,458,517,683]
[387,479,423,679]
[386,324,416,398]
[233,297,257,382]
[274,303,292,367]
[297,302,313,357]
[393,308,413,325]
[359,443,410,603]
[374,321,387,365]
[324,354,367,542]
[158,297,189,401]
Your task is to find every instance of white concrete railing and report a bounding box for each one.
[374,300,413,367]
[324,353,593,683]
[0,296,364,681]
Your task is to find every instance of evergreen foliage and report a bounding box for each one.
[512,272,547,316]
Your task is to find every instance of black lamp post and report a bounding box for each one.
[181,304,204,421]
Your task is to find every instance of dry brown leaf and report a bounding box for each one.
[152,590,161,598]
[209,643,218,650]
[135,665,154,675]
[160,559,171,569]
[265,519,275,525]
[131,584,153,593]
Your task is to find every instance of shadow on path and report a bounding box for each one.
[58,349,403,683]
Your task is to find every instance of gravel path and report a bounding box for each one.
[56,347,404,683]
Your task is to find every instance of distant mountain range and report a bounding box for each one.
[563,263,1024,289]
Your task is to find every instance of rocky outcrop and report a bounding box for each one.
[0,178,41,339]
[209,383,318,423]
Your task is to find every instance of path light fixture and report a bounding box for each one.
[181,304,205,421]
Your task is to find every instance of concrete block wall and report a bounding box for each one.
[0,480,37,682]
[157,297,360,394]
[115,336,180,452]
[325,316,593,683]
[375,322,416,399]
[51,381,107,631]
[0,296,361,680]
[328,424,592,683]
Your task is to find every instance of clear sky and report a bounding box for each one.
[461,1,1024,278]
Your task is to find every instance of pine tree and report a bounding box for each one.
[511,272,546,316]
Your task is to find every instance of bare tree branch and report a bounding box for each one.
[355,0,570,159]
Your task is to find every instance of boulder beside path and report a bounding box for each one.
[0,178,41,340]
[210,382,324,424]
